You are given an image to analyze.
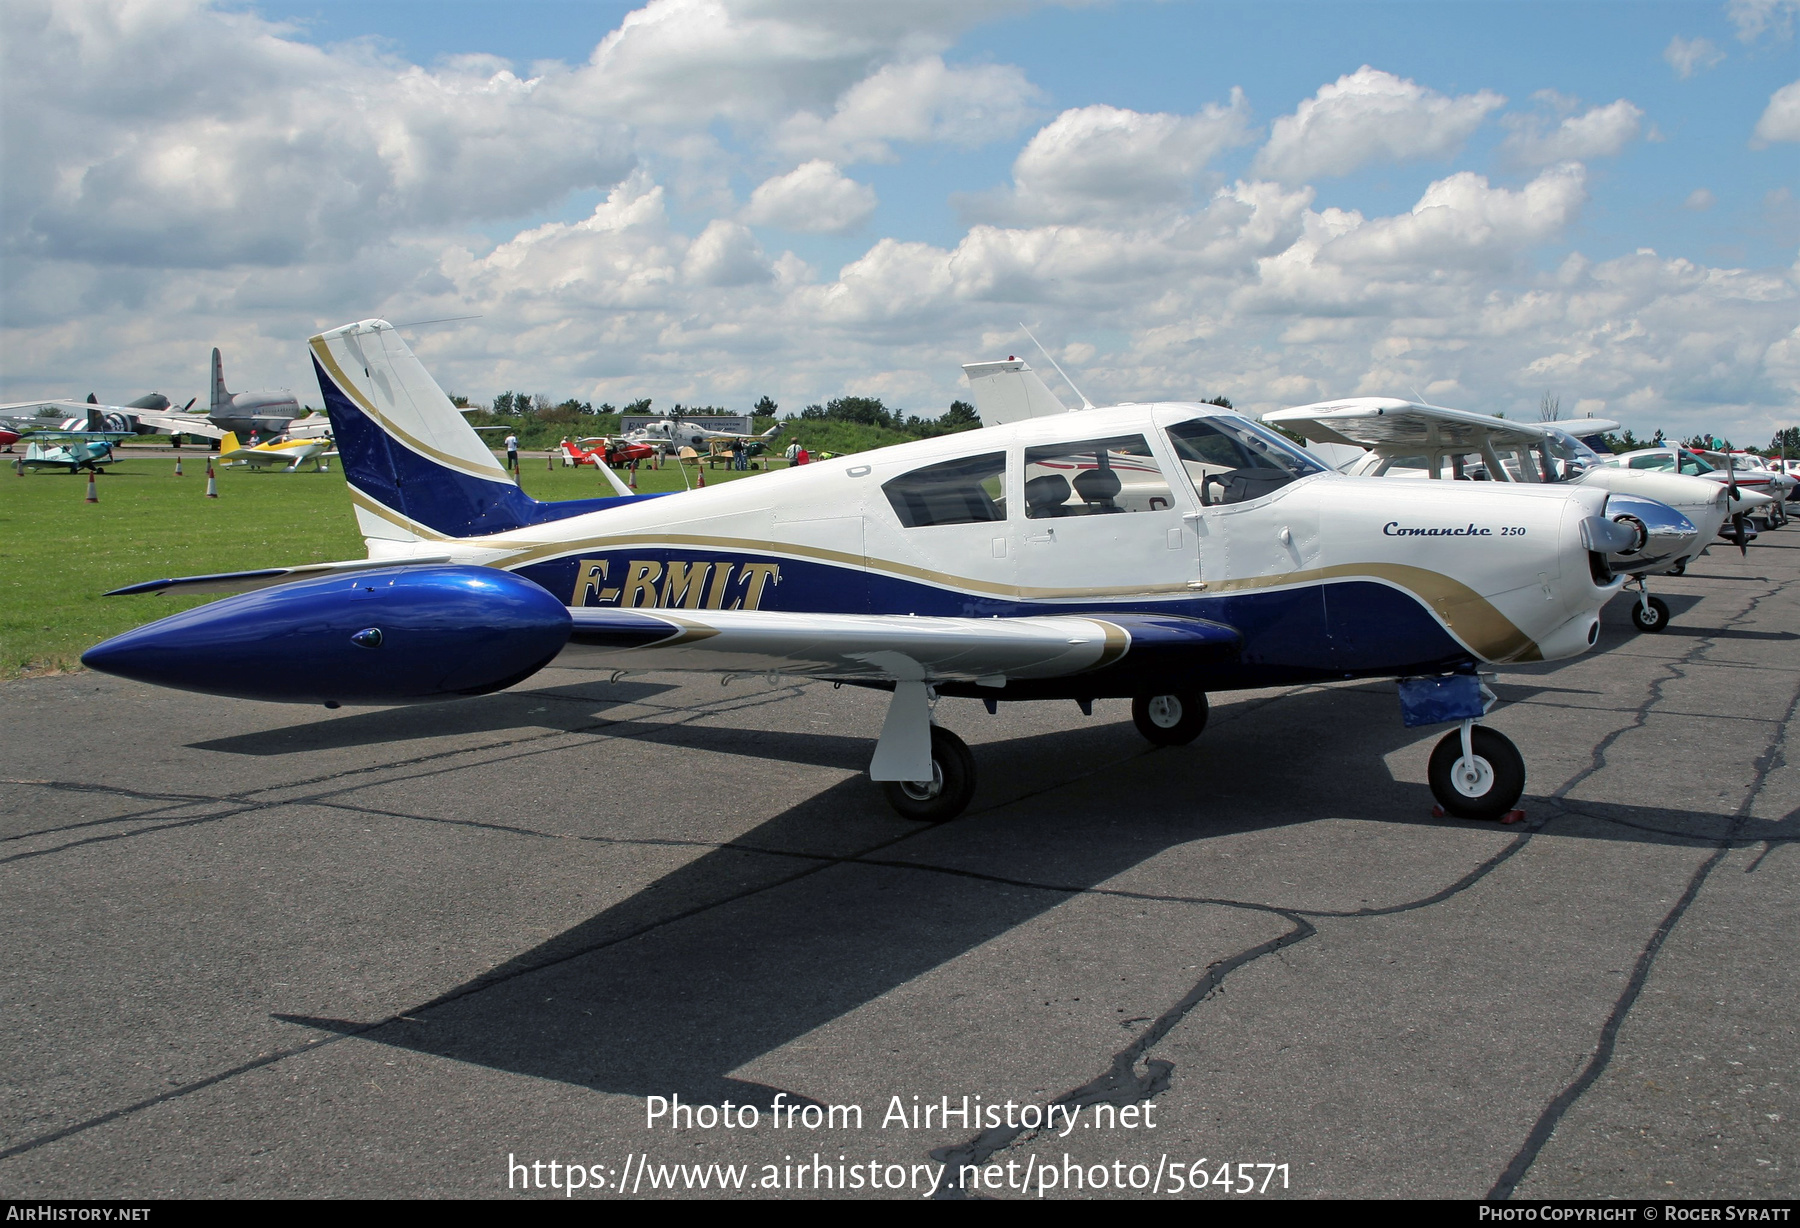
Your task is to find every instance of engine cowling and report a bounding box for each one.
[82,566,572,705]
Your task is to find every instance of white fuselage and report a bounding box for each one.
[357,403,1624,675]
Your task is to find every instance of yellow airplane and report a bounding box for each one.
[216,428,335,472]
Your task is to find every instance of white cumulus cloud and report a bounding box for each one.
[974,96,1253,224]
[1727,0,1799,42]
[1252,66,1505,182]
[743,161,878,233]
[774,56,1043,164]
[1502,99,1644,165]
[1663,36,1725,78]
[1753,80,1800,144]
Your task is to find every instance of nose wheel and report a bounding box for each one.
[1629,584,1670,633]
[880,725,976,823]
[1427,724,1526,820]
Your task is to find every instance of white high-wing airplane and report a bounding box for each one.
[1265,398,1726,633]
[86,322,1654,824]
[624,413,782,455]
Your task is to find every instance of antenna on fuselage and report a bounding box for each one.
[1020,323,1093,411]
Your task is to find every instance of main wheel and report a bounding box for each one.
[880,725,976,823]
[1667,557,1688,576]
[1630,594,1671,633]
[1131,691,1209,746]
[1428,726,1526,820]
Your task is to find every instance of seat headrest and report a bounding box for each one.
[1072,467,1122,501]
[1024,473,1070,511]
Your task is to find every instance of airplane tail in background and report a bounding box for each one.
[218,431,241,455]
[960,359,1071,428]
[759,423,782,440]
[309,320,629,549]
[210,348,230,415]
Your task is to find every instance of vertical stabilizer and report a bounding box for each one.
[960,359,1070,428]
[210,348,230,415]
[310,319,625,546]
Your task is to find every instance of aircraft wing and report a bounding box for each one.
[106,556,455,596]
[563,608,1240,683]
[1264,398,1548,452]
[134,413,226,440]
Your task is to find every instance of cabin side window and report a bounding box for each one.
[1164,416,1325,506]
[882,452,1007,527]
[1022,434,1173,519]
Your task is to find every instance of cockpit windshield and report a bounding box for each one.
[1164,415,1326,506]
[1543,428,1603,481]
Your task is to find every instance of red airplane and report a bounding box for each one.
[565,436,655,467]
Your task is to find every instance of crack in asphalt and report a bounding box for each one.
[1487,576,1795,1199]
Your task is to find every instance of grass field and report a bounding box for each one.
[0,448,785,678]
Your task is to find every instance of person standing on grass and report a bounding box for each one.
[504,431,519,476]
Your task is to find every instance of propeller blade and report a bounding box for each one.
[1733,514,1748,556]
[182,397,196,412]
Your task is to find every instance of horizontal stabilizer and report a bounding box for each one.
[106,555,453,596]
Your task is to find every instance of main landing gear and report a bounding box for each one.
[1627,578,1671,634]
[881,724,976,823]
[1427,721,1526,820]
[1131,690,1209,746]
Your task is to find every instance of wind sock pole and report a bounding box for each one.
[205,457,218,498]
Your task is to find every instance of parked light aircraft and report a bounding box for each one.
[86,322,1660,824]
[1693,450,1792,526]
[1604,447,1780,539]
[216,430,334,472]
[625,412,781,456]
[1265,399,1724,633]
[18,429,133,473]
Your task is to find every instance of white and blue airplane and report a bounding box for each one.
[84,321,1663,823]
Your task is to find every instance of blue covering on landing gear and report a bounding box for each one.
[1397,673,1485,727]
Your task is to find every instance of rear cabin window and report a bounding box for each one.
[883,452,1006,527]
[1022,435,1173,519]
[1165,417,1325,505]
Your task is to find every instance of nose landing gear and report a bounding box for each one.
[1427,721,1526,820]
[1628,579,1671,633]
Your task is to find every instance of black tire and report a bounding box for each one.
[880,725,976,823]
[1131,691,1209,746]
[1428,725,1526,820]
[1667,557,1687,576]
[1630,594,1671,633]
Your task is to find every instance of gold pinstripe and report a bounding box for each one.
[310,335,510,483]
[342,503,1540,663]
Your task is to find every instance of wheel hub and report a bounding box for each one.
[1452,755,1495,798]
[1147,695,1183,728]
[899,761,944,801]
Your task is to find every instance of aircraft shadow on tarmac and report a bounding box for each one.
[190,681,682,755]
[273,679,1788,1112]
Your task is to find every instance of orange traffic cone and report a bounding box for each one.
[205,459,218,498]
[85,472,99,503]
[174,456,183,477]
[695,460,705,488]
[628,461,637,489]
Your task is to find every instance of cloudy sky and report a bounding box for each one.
[3,0,1796,443]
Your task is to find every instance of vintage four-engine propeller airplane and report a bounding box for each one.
[85,321,1666,823]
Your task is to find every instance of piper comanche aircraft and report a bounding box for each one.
[85,322,1656,823]
[1265,399,1719,634]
